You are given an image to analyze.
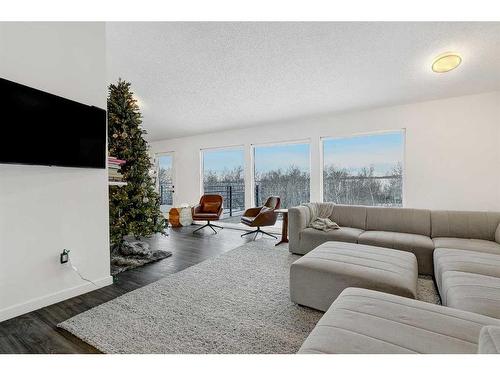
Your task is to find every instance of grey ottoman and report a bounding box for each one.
[290,241,418,311]
[299,288,500,354]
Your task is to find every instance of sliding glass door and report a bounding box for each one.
[253,142,310,208]
[157,153,175,213]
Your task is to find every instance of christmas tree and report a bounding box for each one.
[108,79,167,251]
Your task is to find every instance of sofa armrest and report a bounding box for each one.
[192,204,202,215]
[288,206,310,253]
[496,223,500,244]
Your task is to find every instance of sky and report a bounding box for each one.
[254,143,309,173]
[323,131,404,175]
[202,144,310,175]
[203,148,245,173]
[158,154,173,170]
[200,131,403,176]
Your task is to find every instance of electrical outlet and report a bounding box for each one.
[60,249,70,264]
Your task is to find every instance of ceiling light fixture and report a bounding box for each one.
[432,52,462,73]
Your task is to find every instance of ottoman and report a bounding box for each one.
[298,288,500,354]
[290,241,418,311]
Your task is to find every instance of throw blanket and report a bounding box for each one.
[302,202,340,232]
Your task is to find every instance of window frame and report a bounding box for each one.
[251,138,312,208]
[199,145,247,219]
[155,151,175,208]
[320,129,406,206]
[199,144,246,197]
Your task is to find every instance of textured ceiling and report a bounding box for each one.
[106,22,500,141]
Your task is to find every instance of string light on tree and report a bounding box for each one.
[107,79,167,252]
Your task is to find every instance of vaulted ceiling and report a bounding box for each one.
[107,22,500,141]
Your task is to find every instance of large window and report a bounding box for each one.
[323,131,404,206]
[253,142,310,208]
[202,147,245,217]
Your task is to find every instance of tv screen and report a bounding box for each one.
[0,78,106,169]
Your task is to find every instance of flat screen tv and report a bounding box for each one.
[0,78,106,169]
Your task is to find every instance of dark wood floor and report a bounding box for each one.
[0,226,254,354]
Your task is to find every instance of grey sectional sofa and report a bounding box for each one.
[434,248,500,318]
[290,203,500,353]
[289,204,500,275]
[290,242,419,311]
[298,288,500,354]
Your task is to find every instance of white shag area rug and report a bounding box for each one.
[59,240,440,353]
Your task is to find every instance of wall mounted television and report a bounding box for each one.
[0,78,106,169]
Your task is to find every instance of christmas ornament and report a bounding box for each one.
[108,79,167,250]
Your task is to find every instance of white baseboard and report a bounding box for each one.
[0,275,113,323]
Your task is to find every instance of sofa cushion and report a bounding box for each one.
[440,271,500,319]
[241,216,255,225]
[298,287,500,354]
[299,227,364,251]
[431,210,500,241]
[330,204,367,230]
[434,248,500,292]
[365,207,431,236]
[432,237,500,254]
[290,242,417,311]
[478,326,500,354]
[202,201,220,213]
[358,231,435,275]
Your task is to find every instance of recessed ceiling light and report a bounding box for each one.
[432,52,462,73]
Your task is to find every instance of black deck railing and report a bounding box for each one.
[204,183,245,216]
[162,174,402,215]
[323,175,402,207]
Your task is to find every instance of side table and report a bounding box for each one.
[168,205,193,227]
[275,208,289,246]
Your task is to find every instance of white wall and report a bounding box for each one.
[151,91,500,212]
[0,23,111,322]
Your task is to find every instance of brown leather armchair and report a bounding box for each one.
[240,196,281,239]
[192,194,224,234]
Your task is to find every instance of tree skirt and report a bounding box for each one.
[111,240,172,275]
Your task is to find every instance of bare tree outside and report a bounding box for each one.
[202,148,246,217]
[203,166,245,216]
[159,166,172,186]
[323,162,402,206]
[254,143,311,209]
[161,134,403,215]
[322,131,404,207]
[158,155,174,208]
[255,166,310,208]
